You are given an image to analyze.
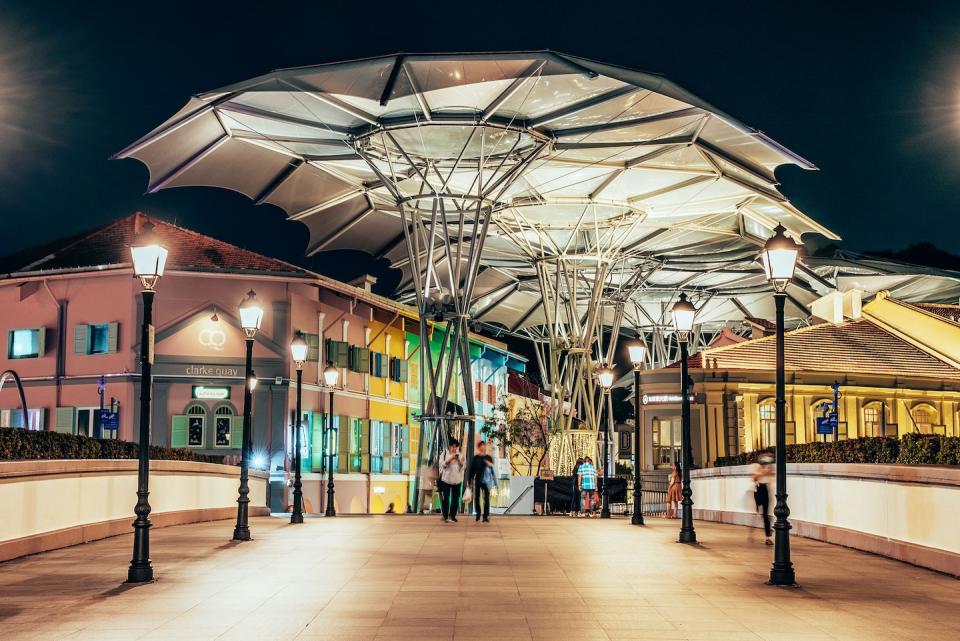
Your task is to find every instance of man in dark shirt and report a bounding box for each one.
[467,440,495,522]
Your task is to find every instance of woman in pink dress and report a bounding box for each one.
[666,462,682,518]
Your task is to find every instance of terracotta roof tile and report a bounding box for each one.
[914,303,960,324]
[700,318,960,380]
[2,212,308,277]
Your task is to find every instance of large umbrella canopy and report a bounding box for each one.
[116,51,839,335]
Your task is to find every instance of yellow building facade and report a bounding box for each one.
[635,293,960,469]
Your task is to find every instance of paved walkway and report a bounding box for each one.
[1,516,958,641]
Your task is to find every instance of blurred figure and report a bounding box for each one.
[468,440,495,522]
[385,502,396,514]
[666,461,682,519]
[438,438,465,523]
[752,451,775,545]
[578,456,597,517]
[570,457,584,516]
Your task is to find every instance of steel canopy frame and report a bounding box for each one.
[116,51,850,494]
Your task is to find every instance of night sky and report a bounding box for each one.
[3,1,960,290]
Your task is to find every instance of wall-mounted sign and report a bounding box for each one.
[641,393,696,405]
[192,385,231,400]
[198,328,227,351]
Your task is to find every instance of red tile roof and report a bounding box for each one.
[699,318,960,380]
[913,303,960,325]
[1,213,308,277]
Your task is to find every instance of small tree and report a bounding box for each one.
[482,400,558,476]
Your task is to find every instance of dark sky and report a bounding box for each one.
[3,1,960,287]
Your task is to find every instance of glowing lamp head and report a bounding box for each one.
[248,370,258,392]
[626,336,647,368]
[129,221,168,290]
[238,290,264,338]
[672,293,696,341]
[761,224,801,293]
[323,363,339,387]
[597,366,615,390]
[290,331,308,367]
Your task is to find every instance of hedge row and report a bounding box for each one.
[715,434,960,467]
[0,427,227,464]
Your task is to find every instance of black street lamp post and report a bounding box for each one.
[762,224,801,586]
[597,366,614,519]
[323,364,339,517]
[672,293,697,544]
[127,221,167,583]
[289,332,308,524]
[626,337,647,526]
[234,291,263,541]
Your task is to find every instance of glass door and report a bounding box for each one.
[652,417,681,467]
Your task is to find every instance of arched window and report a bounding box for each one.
[184,403,207,447]
[911,403,939,434]
[213,403,237,448]
[862,401,891,437]
[758,399,776,449]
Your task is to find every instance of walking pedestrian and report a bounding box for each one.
[570,457,584,516]
[578,456,597,517]
[468,440,495,522]
[752,451,774,545]
[666,461,682,519]
[438,438,465,523]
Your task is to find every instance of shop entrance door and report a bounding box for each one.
[652,417,681,467]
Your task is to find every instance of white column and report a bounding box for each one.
[341,319,349,388]
[364,326,371,394]
[317,312,325,385]
[385,333,392,397]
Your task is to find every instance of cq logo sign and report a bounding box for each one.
[198,328,227,351]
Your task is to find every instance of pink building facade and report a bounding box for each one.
[0,213,521,514]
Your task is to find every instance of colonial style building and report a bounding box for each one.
[633,292,960,469]
[0,213,525,513]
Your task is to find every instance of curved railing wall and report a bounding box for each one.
[0,459,268,562]
[690,463,960,575]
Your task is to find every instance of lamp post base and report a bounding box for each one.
[232,526,251,541]
[631,505,644,526]
[678,527,697,544]
[126,563,154,583]
[767,567,797,587]
[290,513,304,524]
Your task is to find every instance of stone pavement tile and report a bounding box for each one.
[62,628,151,640]
[604,631,687,641]
[373,624,454,640]
[294,628,378,641]
[529,627,610,641]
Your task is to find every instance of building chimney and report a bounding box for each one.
[350,274,378,293]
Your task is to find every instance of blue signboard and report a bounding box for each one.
[816,413,838,435]
[99,409,120,436]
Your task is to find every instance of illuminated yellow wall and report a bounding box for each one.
[863,293,960,368]
[369,480,409,513]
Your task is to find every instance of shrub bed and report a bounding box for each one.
[715,434,960,467]
[0,427,227,464]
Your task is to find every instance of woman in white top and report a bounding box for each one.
[438,438,465,522]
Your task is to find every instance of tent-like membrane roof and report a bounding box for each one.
[122,51,917,341]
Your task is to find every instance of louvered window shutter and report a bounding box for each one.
[171,415,189,448]
[54,407,76,434]
[36,328,46,356]
[401,425,410,473]
[381,425,393,473]
[107,322,120,353]
[311,412,325,471]
[399,359,408,383]
[306,333,320,361]
[359,348,370,374]
[336,415,350,473]
[74,325,89,354]
[338,341,350,368]
[230,416,244,450]
[360,419,370,473]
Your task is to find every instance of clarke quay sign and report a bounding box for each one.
[192,385,232,400]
